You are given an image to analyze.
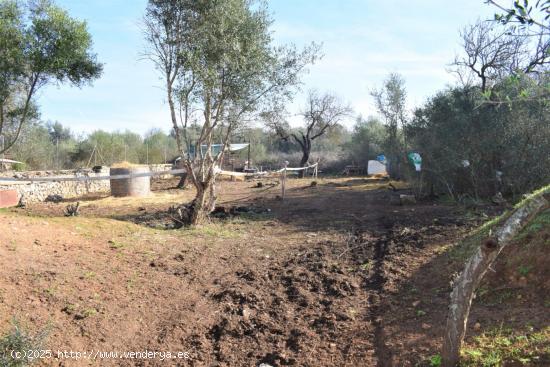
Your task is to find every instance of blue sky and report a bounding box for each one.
[39,0,496,135]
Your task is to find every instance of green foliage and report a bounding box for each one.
[428,354,442,367]
[0,321,49,367]
[516,209,550,241]
[517,264,532,276]
[407,81,550,199]
[371,73,408,179]
[343,115,386,166]
[0,0,102,154]
[447,184,550,266]
[143,128,179,164]
[12,162,25,171]
[491,0,550,28]
[9,120,180,169]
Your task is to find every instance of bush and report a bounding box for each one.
[12,163,26,172]
[407,83,550,200]
[0,321,48,367]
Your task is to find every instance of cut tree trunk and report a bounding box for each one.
[441,192,549,367]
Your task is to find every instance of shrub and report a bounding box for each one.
[0,321,48,367]
[12,163,26,172]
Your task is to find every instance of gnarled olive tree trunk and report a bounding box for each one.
[442,191,549,367]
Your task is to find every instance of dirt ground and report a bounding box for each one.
[0,176,547,366]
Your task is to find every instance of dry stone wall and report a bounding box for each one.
[0,168,110,203]
[0,164,175,204]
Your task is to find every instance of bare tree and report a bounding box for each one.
[453,21,526,92]
[266,90,352,177]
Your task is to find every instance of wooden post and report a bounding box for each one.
[247,140,251,170]
[442,192,549,367]
[281,161,288,200]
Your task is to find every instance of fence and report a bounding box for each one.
[0,163,319,202]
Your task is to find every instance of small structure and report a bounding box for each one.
[110,164,151,197]
[367,160,387,175]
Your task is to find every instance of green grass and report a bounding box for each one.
[447,184,550,263]
[360,261,372,271]
[461,325,550,366]
[447,215,506,262]
[108,239,126,249]
[428,354,442,367]
[515,209,550,242]
[416,309,427,317]
[517,264,532,276]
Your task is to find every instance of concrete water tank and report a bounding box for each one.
[110,164,151,197]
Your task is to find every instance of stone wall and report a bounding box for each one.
[0,165,175,204]
[0,168,111,203]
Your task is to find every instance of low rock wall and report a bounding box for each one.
[0,168,110,203]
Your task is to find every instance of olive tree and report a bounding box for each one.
[265,90,352,177]
[144,0,320,225]
[0,0,102,155]
[371,73,408,179]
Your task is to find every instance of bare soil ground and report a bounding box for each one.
[0,177,547,366]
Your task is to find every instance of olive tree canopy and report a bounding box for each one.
[144,0,320,225]
[0,0,102,155]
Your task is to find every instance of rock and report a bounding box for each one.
[259,364,274,367]
[242,306,252,321]
[412,300,421,307]
[399,194,416,205]
[421,323,431,330]
[45,194,64,203]
[473,322,481,331]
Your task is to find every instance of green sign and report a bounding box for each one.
[408,152,422,171]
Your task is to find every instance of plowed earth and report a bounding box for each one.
[1,177,543,366]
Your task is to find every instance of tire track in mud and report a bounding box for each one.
[365,229,393,367]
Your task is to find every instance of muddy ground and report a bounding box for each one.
[0,177,547,366]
